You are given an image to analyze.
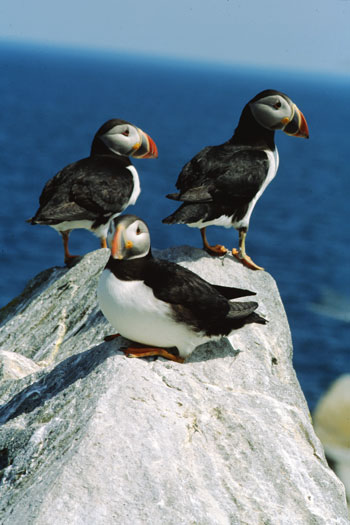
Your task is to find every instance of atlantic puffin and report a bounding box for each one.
[97,214,266,363]
[28,119,158,264]
[163,90,309,270]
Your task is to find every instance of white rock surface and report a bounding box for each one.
[0,247,348,525]
[0,350,42,381]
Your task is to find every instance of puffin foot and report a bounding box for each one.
[205,244,228,256]
[232,249,264,271]
[123,346,185,363]
[104,333,121,341]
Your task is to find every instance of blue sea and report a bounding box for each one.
[0,42,349,410]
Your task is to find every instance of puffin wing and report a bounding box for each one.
[37,162,78,209]
[213,149,270,205]
[32,158,97,223]
[174,146,213,191]
[34,156,135,223]
[172,147,270,209]
[143,258,257,332]
[70,156,134,215]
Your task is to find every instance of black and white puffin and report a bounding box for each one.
[28,119,158,264]
[163,90,309,270]
[97,214,266,363]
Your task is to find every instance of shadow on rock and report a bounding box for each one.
[0,341,121,425]
[187,338,242,363]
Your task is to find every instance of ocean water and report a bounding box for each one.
[0,43,349,410]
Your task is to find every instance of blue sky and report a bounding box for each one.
[1,0,350,75]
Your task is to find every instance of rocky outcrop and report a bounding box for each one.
[0,247,348,525]
[313,374,350,510]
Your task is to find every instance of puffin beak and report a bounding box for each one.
[111,225,133,259]
[283,104,309,139]
[111,225,124,259]
[131,129,158,159]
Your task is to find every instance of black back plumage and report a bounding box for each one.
[106,252,266,337]
[163,143,270,224]
[31,154,134,227]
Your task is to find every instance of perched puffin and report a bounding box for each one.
[97,214,266,363]
[28,119,158,264]
[163,90,309,270]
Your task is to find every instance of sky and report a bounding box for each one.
[0,0,350,76]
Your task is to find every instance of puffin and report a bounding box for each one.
[27,119,158,264]
[97,214,266,363]
[163,90,309,270]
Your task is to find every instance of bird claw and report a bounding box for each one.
[232,249,264,271]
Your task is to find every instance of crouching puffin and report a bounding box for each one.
[163,90,309,270]
[97,214,266,363]
[27,119,158,264]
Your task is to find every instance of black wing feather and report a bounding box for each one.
[211,284,256,299]
[163,146,270,225]
[175,146,270,207]
[32,156,134,224]
[143,258,260,335]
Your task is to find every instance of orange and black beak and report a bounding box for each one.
[283,104,309,139]
[131,129,158,159]
[111,224,133,259]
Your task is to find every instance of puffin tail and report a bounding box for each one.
[163,202,208,225]
[213,284,256,299]
[166,192,181,201]
[162,212,178,225]
[227,301,267,326]
[246,312,267,325]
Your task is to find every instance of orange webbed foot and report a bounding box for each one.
[122,346,185,363]
[232,249,264,271]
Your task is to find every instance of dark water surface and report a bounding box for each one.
[1,43,349,409]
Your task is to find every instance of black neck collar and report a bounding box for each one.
[230,105,276,150]
[105,250,153,281]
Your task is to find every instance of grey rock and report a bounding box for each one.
[0,247,348,525]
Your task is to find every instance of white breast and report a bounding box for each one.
[97,270,210,357]
[125,165,141,206]
[233,148,279,229]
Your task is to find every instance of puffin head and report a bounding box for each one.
[92,118,158,158]
[249,90,309,138]
[108,215,151,260]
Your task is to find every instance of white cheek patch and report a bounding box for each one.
[250,96,292,130]
[100,125,140,156]
[100,129,124,155]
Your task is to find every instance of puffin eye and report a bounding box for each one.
[273,100,282,109]
[122,128,130,136]
[136,226,141,235]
